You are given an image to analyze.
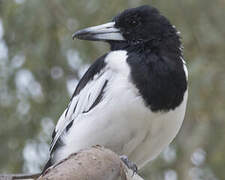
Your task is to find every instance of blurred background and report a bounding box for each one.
[0,0,224,179]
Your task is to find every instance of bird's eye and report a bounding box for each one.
[129,19,138,26]
[126,16,139,27]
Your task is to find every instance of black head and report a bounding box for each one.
[73,5,181,53]
[114,6,178,45]
[72,5,187,112]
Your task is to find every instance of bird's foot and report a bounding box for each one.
[120,155,138,176]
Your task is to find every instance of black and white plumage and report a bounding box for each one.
[43,5,188,171]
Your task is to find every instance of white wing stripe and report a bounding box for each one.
[50,68,111,152]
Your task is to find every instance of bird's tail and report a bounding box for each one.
[42,158,52,174]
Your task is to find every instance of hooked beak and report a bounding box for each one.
[72,22,125,41]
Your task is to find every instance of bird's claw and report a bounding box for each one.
[120,155,138,176]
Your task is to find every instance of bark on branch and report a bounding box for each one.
[0,146,145,180]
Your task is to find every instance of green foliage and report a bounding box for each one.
[0,0,224,179]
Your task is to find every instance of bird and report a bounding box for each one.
[43,5,188,172]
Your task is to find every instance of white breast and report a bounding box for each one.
[128,91,188,168]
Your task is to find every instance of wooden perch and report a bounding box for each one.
[39,146,145,180]
[0,146,145,180]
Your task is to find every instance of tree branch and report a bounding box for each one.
[40,146,145,180]
[0,146,145,180]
